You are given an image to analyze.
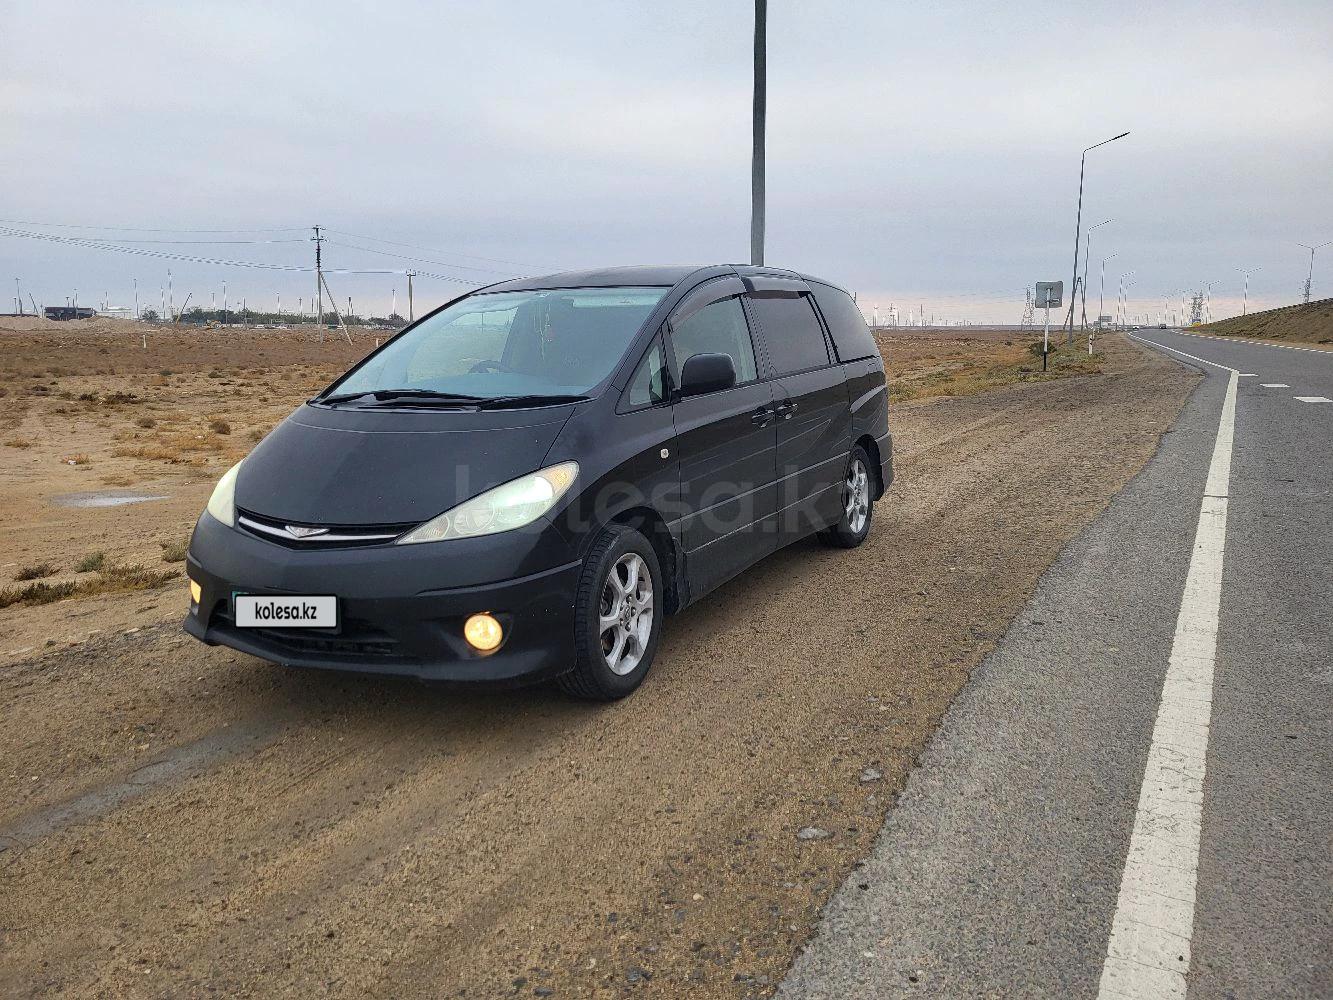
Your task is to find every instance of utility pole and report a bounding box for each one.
[407,270,415,321]
[750,0,767,266]
[223,280,228,325]
[168,269,174,322]
[134,277,139,320]
[14,277,20,316]
[314,224,324,338]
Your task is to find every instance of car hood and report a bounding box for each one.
[234,402,576,526]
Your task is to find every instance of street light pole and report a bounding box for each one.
[1081,218,1111,331]
[1237,266,1260,315]
[1099,253,1117,327]
[1064,131,1129,344]
[750,0,767,266]
[1297,241,1330,304]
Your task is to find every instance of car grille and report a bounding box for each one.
[213,603,412,662]
[236,508,417,548]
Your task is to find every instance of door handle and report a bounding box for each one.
[751,407,774,426]
[774,401,797,420]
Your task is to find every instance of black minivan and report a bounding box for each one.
[185,265,892,699]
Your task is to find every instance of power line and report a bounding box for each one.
[322,228,547,270]
[0,225,484,284]
[0,218,306,234]
[322,238,519,277]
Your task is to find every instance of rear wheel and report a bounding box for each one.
[819,445,874,549]
[560,524,663,701]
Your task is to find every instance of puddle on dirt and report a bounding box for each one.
[51,490,170,508]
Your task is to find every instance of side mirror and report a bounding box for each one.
[678,353,736,397]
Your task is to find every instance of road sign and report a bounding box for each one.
[1035,281,1063,309]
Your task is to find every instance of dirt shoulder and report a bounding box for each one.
[0,333,1197,998]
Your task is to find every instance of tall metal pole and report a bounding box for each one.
[407,271,415,322]
[314,224,324,337]
[1099,254,1116,326]
[750,0,767,266]
[1237,267,1259,315]
[134,277,139,320]
[1298,241,1330,304]
[1063,132,1129,342]
[1080,219,1110,331]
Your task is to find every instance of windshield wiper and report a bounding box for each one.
[314,389,487,408]
[475,394,590,410]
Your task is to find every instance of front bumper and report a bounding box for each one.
[184,514,581,684]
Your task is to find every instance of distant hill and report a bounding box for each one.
[1199,298,1333,344]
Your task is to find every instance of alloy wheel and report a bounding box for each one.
[845,458,870,534]
[599,552,654,675]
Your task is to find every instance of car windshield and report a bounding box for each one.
[323,286,668,402]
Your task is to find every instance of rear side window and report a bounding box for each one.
[668,296,759,384]
[747,293,830,376]
[809,282,877,362]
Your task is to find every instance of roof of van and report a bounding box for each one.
[480,264,845,294]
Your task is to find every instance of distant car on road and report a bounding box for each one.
[184,265,893,699]
[1159,323,1168,329]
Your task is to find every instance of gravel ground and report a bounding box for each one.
[0,334,1195,998]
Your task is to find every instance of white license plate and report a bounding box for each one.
[234,594,338,629]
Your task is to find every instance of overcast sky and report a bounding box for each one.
[4,0,1331,323]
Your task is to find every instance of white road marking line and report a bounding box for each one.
[1294,396,1331,403]
[1260,383,1290,388]
[1097,364,1237,1000]
[1176,330,1333,357]
[1128,335,1239,374]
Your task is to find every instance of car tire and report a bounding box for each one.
[819,445,875,549]
[559,523,664,701]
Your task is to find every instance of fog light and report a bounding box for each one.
[464,612,503,652]
[189,578,202,606]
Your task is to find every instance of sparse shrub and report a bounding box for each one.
[3,438,32,449]
[0,580,77,609]
[76,552,107,573]
[159,369,173,376]
[136,416,157,428]
[77,391,98,402]
[207,369,222,378]
[249,428,264,442]
[15,562,58,581]
[160,539,188,563]
[209,418,231,435]
[65,454,91,466]
[103,391,139,405]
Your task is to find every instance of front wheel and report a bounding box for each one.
[819,446,874,549]
[559,524,664,701]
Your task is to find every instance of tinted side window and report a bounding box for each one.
[809,283,877,362]
[668,296,758,384]
[626,340,668,407]
[748,293,831,376]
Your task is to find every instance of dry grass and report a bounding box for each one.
[4,437,33,448]
[75,552,107,573]
[160,540,188,563]
[1199,297,1333,345]
[881,335,1102,403]
[15,563,59,581]
[0,563,180,610]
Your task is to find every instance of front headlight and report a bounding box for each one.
[396,461,578,544]
[205,461,242,528]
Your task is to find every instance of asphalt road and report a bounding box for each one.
[780,329,1332,999]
